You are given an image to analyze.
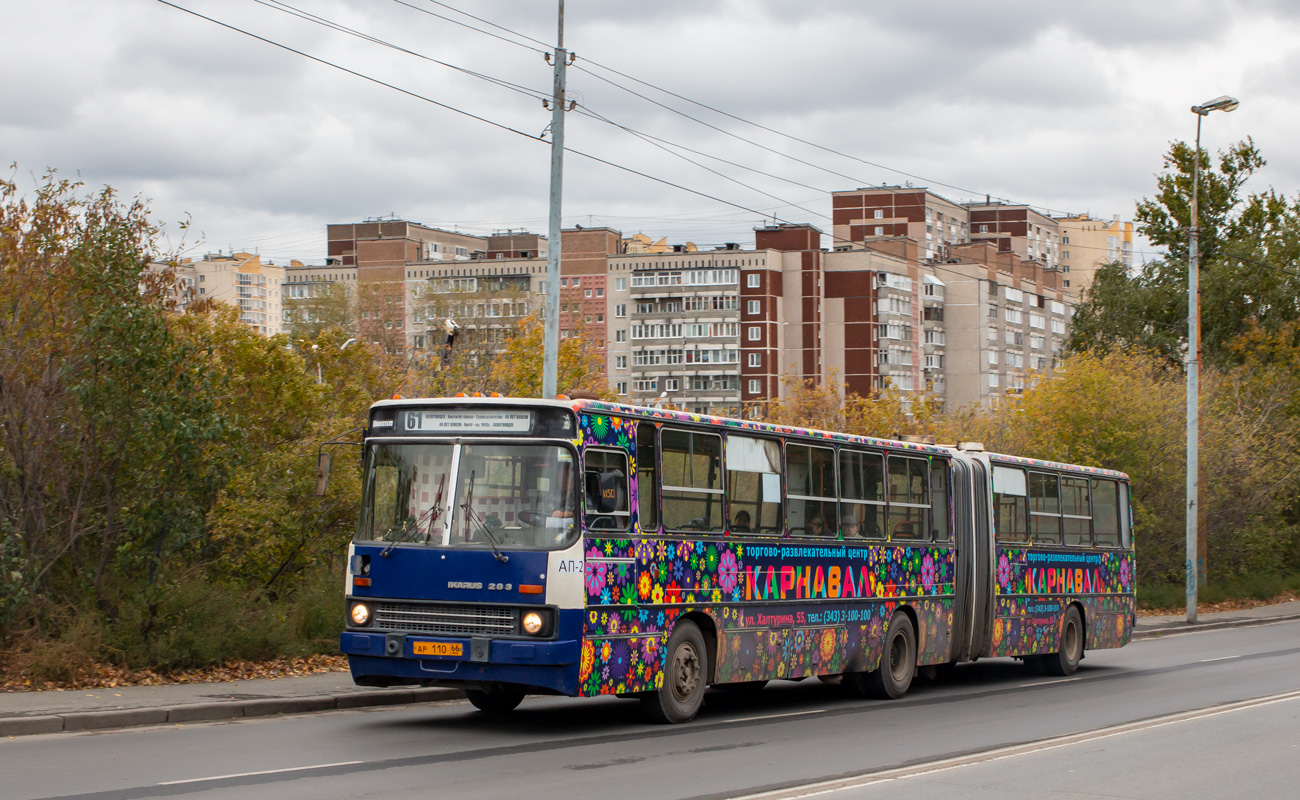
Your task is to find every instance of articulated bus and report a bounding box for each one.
[340,397,1135,723]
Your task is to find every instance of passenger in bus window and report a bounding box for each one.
[732,510,752,532]
[808,515,826,537]
[841,514,861,538]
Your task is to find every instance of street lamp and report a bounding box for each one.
[1186,94,1239,624]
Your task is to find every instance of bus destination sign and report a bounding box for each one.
[402,409,533,434]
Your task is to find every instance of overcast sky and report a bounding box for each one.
[4,0,1297,264]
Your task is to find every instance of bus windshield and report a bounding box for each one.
[356,441,578,550]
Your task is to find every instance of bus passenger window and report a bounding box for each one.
[1029,472,1062,545]
[992,465,1029,544]
[1120,482,1133,549]
[636,422,659,533]
[1091,479,1120,548]
[887,456,930,541]
[726,436,782,535]
[660,429,723,532]
[583,449,630,532]
[930,459,951,542]
[788,444,837,537]
[839,449,885,538]
[1060,476,1092,546]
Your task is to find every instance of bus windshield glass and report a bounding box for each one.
[449,443,577,550]
[355,441,578,550]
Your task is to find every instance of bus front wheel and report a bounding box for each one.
[642,620,708,723]
[1041,606,1084,677]
[865,613,916,699]
[465,688,525,713]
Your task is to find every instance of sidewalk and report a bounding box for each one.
[0,669,463,737]
[1132,598,1300,639]
[3,601,1298,738]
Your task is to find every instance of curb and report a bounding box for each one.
[0,686,464,738]
[1133,612,1300,640]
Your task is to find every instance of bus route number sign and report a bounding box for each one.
[403,410,533,433]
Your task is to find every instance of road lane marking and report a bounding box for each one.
[1199,655,1238,663]
[724,709,827,724]
[1015,676,1081,687]
[158,761,362,785]
[727,688,1300,800]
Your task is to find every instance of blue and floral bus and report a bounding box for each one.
[339,397,1135,723]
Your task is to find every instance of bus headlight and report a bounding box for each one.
[350,603,371,626]
[522,611,544,635]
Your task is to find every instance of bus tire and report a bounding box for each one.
[1041,606,1084,677]
[865,613,916,699]
[642,620,708,723]
[465,688,525,713]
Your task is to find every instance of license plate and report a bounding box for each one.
[413,642,463,657]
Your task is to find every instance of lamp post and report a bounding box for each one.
[1186,94,1239,624]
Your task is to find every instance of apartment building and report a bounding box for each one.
[165,252,289,336]
[939,241,1074,408]
[832,187,970,261]
[967,202,1061,269]
[1056,214,1135,292]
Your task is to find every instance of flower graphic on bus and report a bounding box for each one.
[637,571,652,600]
[921,555,937,593]
[997,553,1012,590]
[579,640,595,682]
[634,539,654,565]
[585,552,607,597]
[1119,558,1131,591]
[716,550,739,593]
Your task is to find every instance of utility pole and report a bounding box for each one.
[542,0,569,399]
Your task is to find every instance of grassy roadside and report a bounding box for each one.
[1137,572,1300,614]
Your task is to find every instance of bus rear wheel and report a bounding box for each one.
[465,688,525,713]
[642,620,708,724]
[864,613,916,699]
[1041,606,1084,677]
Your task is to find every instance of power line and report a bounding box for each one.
[255,0,548,101]
[159,1,1178,334]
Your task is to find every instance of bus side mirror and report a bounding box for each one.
[316,451,332,496]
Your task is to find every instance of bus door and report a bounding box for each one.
[954,458,995,661]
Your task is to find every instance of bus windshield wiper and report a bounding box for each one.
[380,477,445,558]
[461,470,508,563]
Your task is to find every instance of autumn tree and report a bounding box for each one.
[1069,138,1300,364]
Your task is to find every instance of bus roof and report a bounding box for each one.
[369,397,1128,478]
[976,450,1130,481]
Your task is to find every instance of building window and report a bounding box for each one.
[748,326,761,341]
[748,379,761,394]
[664,379,679,392]
[584,289,592,298]
[615,304,626,317]
[615,278,626,291]
[988,350,999,365]
[596,314,605,323]
[873,209,884,219]
[572,278,580,287]
[874,226,884,236]
[560,278,568,287]
[746,273,760,288]
[616,381,628,395]
[980,224,989,233]
[747,300,761,315]
[615,355,627,369]
[615,329,627,342]
[596,288,604,297]
[748,352,761,367]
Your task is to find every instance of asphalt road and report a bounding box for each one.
[4,620,1299,800]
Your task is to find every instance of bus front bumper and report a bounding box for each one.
[340,631,582,695]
